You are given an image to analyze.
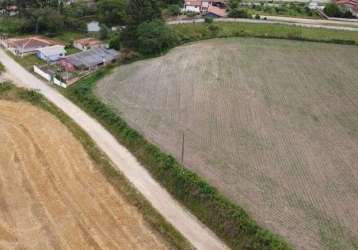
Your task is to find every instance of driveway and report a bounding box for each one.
[0,49,230,250]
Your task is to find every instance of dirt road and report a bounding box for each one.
[0,100,169,249]
[0,49,229,250]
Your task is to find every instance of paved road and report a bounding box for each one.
[168,17,358,32]
[0,49,230,250]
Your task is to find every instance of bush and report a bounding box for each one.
[205,17,214,23]
[0,62,4,73]
[167,4,181,16]
[136,20,177,55]
[0,81,13,93]
[255,14,261,19]
[208,24,220,35]
[324,3,340,17]
[228,8,251,18]
[185,11,198,18]
[109,32,121,50]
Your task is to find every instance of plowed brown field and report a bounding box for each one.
[0,100,169,249]
[96,38,358,250]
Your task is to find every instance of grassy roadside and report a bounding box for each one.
[172,22,358,46]
[0,81,193,250]
[63,67,292,250]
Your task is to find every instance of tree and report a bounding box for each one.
[167,4,181,16]
[109,31,121,50]
[97,0,125,26]
[25,7,65,34]
[323,3,341,17]
[228,8,251,18]
[136,20,176,55]
[122,0,162,47]
[125,0,161,26]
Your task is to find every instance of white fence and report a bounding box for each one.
[33,65,51,81]
[53,77,67,88]
[33,65,68,88]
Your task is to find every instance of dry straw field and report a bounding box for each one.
[0,100,169,249]
[96,38,358,250]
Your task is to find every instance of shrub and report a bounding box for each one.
[228,8,251,18]
[109,31,121,50]
[136,20,177,55]
[0,81,13,93]
[185,11,198,18]
[167,4,181,16]
[205,17,214,23]
[208,24,220,35]
[255,14,261,19]
[324,3,343,17]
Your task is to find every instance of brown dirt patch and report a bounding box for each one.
[0,100,169,249]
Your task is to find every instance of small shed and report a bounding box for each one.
[87,21,101,33]
[37,45,66,62]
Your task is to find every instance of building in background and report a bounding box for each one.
[73,38,107,51]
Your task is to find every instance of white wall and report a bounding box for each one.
[33,65,51,81]
[185,6,201,12]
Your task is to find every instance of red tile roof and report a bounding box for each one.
[207,4,227,17]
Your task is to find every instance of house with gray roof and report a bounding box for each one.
[58,47,119,72]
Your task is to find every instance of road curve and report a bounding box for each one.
[0,49,230,250]
[168,17,358,32]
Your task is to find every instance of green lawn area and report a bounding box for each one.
[66,47,81,55]
[172,22,358,45]
[54,32,85,45]
[9,53,44,70]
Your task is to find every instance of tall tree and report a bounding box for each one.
[122,0,162,47]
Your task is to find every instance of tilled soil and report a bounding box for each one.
[96,38,358,250]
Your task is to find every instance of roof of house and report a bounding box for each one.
[6,36,63,52]
[185,0,202,6]
[64,48,119,68]
[37,45,66,56]
[207,4,227,17]
[74,37,103,47]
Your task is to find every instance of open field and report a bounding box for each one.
[0,99,170,249]
[96,38,358,250]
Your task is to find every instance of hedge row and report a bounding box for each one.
[66,68,291,250]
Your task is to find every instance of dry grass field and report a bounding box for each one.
[0,100,169,249]
[96,38,358,250]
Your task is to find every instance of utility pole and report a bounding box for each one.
[181,131,185,164]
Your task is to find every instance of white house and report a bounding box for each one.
[36,45,66,62]
[184,0,203,12]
